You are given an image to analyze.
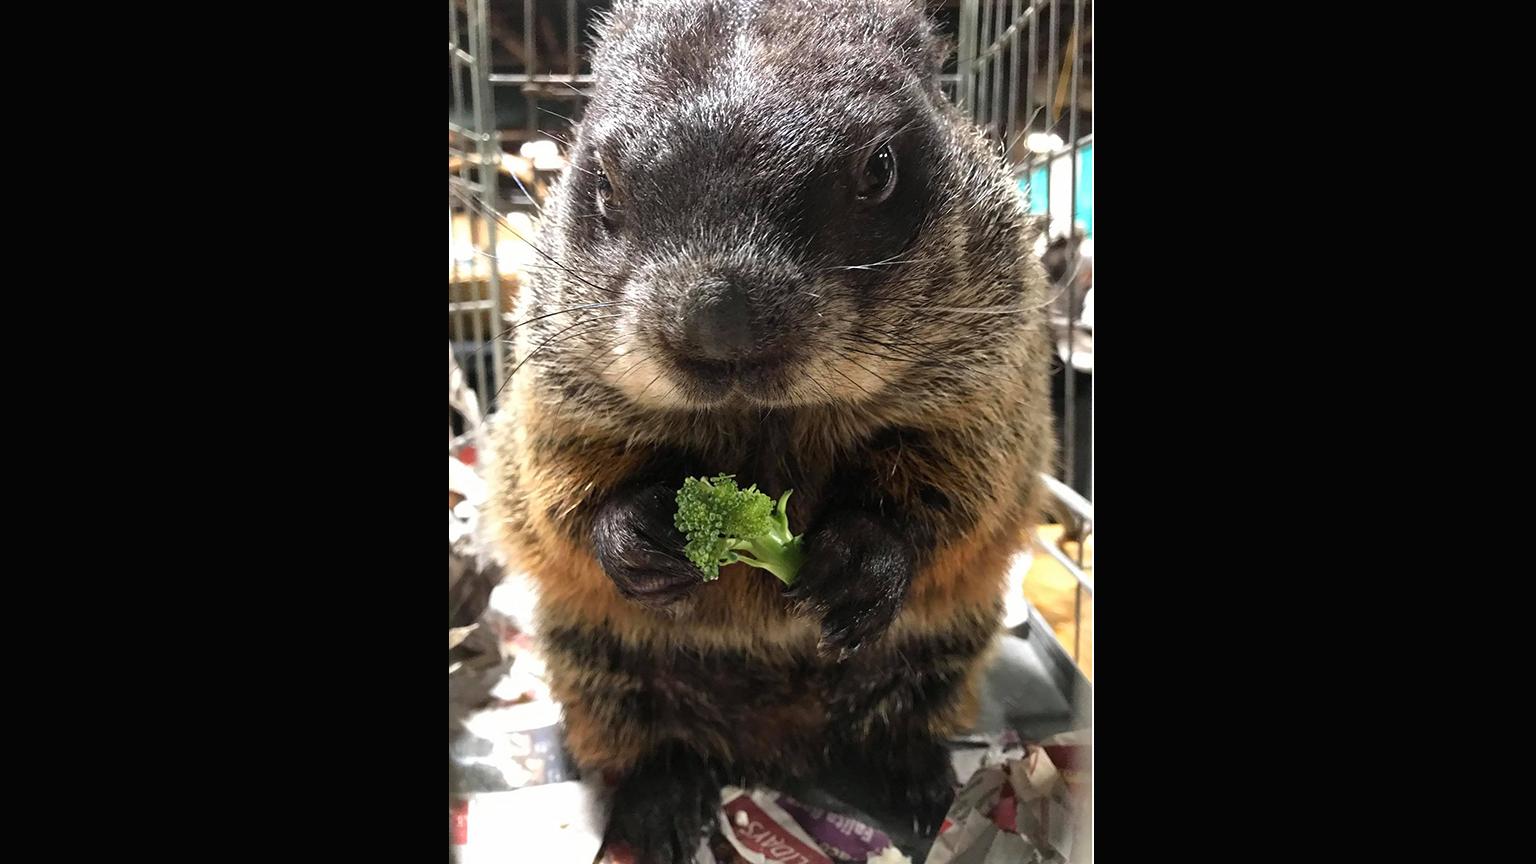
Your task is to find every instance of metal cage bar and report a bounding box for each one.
[955,0,1093,666]
[448,0,507,412]
[472,0,505,396]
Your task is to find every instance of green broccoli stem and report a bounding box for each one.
[730,489,803,585]
[731,535,805,586]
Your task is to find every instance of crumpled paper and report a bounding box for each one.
[451,780,609,864]
[464,724,1090,863]
[595,788,911,864]
[773,795,897,862]
[716,788,909,864]
[924,731,1088,864]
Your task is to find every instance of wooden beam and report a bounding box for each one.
[1051,24,1078,126]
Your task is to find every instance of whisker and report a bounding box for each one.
[595,345,638,376]
[450,183,619,298]
[507,313,626,382]
[1009,106,1046,154]
[802,363,839,404]
[573,333,627,369]
[886,304,1042,315]
[507,170,545,218]
[509,301,630,332]
[456,301,633,363]
[833,343,915,363]
[825,362,874,398]
[538,106,579,125]
[636,369,668,401]
[838,325,954,354]
[612,355,653,387]
[831,117,923,157]
[836,351,897,389]
[820,255,942,272]
[837,330,936,355]
[853,341,947,366]
[503,259,628,279]
[497,324,617,401]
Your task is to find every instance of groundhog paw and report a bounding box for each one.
[785,510,914,659]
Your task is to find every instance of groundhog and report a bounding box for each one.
[485,1,1055,860]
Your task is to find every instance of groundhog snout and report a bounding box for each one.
[681,279,754,364]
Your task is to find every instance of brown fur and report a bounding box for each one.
[487,334,1052,773]
[481,1,1056,850]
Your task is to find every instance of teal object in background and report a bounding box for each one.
[1025,166,1049,214]
[1016,143,1093,237]
[1074,144,1093,237]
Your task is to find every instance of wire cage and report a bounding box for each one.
[449,0,508,451]
[449,0,603,441]
[954,0,1093,497]
[951,0,1093,666]
[448,0,1092,664]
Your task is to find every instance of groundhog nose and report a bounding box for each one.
[683,283,753,363]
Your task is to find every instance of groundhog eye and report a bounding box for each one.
[855,144,897,203]
[595,167,614,209]
[593,159,623,230]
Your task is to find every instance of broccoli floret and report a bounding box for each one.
[674,474,805,585]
